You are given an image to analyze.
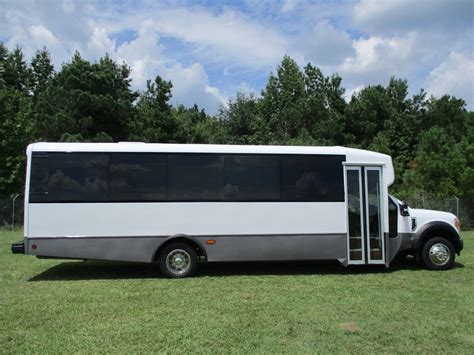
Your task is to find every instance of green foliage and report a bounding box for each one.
[31,47,54,99]
[345,85,392,147]
[414,125,473,198]
[0,43,472,199]
[260,55,306,141]
[130,76,176,142]
[219,93,265,144]
[0,46,35,194]
[303,64,347,145]
[174,104,227,144]
[34,52,137,142]
[1,46,33,93]
[415,127,464,195]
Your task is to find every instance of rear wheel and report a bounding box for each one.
[421,237,455,270]
[159,243,197,278]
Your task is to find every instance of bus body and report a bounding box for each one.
[12,142,463,277]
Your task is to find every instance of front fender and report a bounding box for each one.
[414,221,463,254]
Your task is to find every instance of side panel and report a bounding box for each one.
[27,202,347,262]
[28,202,346,237]
[386,233,413,261]
[26,237,166,263]
[386,234,403,262]
[26,234,347,263]
[197,234,346,262]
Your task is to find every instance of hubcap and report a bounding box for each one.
[429,243,450,266]
[166,249,191,275]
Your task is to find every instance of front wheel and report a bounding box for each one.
[421,237,455,270]
[159,243,198,278]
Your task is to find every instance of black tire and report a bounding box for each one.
[421,237,455,270]
[159,243,198,278]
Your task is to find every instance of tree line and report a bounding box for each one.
[0,44,472,199]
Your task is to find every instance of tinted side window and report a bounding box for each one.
[29,155,50,202]
[224,155,280,201]
[109,153,167,201]
[389,197,398,238]
[37,153,108,202]
[280,155,344,202]
[168,154,224,201]
[30,152,346,203]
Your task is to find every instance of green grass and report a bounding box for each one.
[1,230,473,353]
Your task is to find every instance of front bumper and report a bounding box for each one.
[11,241,25,254]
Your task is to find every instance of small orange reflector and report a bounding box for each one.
[454,218,461,232]
[206,239,216,245]
[32,244,37,250]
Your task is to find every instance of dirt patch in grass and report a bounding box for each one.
[463,335,474,343]
[339,322,361,333]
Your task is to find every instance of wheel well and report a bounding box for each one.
[153,236,206,262]
[419,226,460,254]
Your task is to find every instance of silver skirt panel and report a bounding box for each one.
[26,233,347,263]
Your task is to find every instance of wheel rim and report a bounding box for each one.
[429,243,450,266]
[166,249,191,275]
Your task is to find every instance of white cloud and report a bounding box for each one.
[114,21,164,88]
[344,84,365,102]
[22,25,70,66]
[295,20,354,65]
[87,26,116,58]
[354,0,473,35]
[151,6,287,68]
[280,0,300,13]
[426,52,474,109]
[98,19,227,113]
[62,0,75,15]
[29,25,59,46]
[237,81,256,96]
[163,63,227,113]
[1,1,93,66]
[117,21,159,59]
[337,32,429,85]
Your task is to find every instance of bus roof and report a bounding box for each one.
[28,142,394,184]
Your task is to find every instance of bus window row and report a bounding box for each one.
[29,152,345,203]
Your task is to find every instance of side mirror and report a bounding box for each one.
[400,202,410,217]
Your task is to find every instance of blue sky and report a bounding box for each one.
[1,0,473,113]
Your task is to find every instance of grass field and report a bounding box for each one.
[1,229,473,353]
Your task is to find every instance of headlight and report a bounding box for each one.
[454,218,461,232]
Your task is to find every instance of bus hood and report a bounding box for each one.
[409,207,458,232]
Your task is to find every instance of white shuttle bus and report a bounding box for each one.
[12,142,463,277]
